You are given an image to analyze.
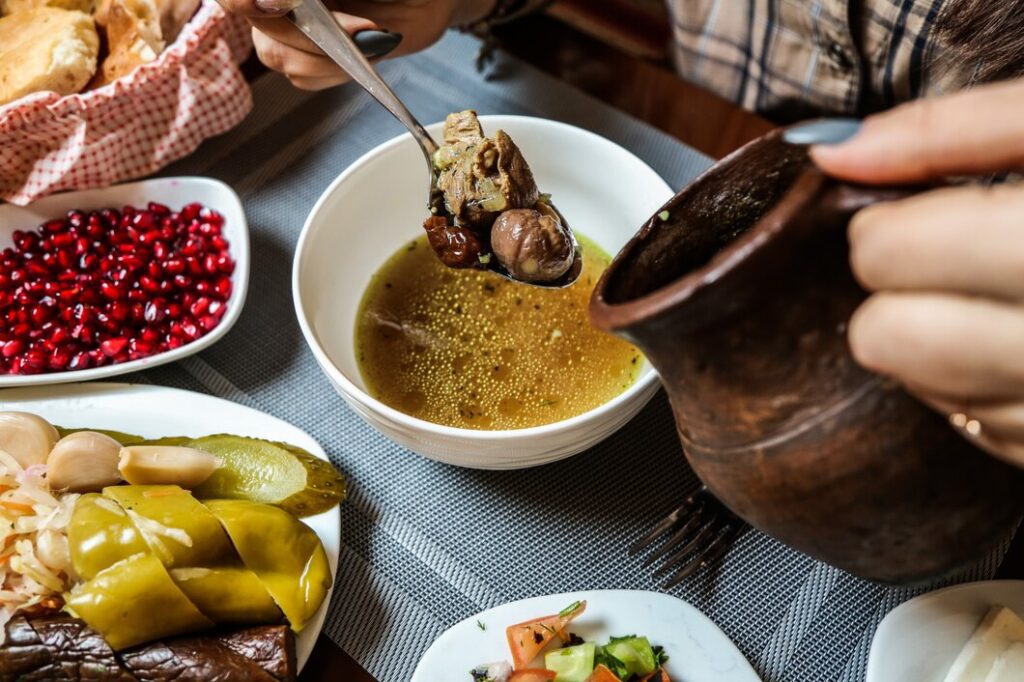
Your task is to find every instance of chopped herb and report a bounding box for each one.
[558,601,582,618]
[476,620,486,631]
[478,253,492,265]
[658,210,671,221]
[540,399,558,406]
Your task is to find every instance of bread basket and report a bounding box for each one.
[0,0,252,205]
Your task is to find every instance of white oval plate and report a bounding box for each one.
[412,590,760,682]
[0,382,339,672]
[867,580,1024,682]
[0,177,250,387]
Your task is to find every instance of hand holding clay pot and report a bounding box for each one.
[811,78,1024,470]
[590,102,1024,583]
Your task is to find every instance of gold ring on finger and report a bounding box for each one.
[949,412,983,437]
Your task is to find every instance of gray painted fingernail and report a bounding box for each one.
[783,119,862,146]
[354,30,403,58]
[254,0,300,13]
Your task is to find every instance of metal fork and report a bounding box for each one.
[630,487,744,589]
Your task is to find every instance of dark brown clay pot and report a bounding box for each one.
[590,129,1024,584]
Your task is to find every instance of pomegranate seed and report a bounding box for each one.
[100,281,123,300]
[48,347,71,370]
[214,277,232,299]
[207,300,226,318]
[163,258,185,275]
[199,315,219,332]
[43,219,67,234]
[68,352,90,370]
[2,340,24,358]
[100,338,128,357]
[190,297,210,317]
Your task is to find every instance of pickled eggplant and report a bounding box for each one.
[170,567,284,625]
[205,499,331,632]
[188,435,346,517]
[65,553,213,650]
[103,485,235,568]
[68,493,150,581]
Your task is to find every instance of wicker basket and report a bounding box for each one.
[0,0,253,205]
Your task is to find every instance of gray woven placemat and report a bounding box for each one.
[132,30,1010,682]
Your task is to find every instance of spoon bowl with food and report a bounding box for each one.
[423,111,582,287]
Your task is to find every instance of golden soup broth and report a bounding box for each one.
[355,234,643,430]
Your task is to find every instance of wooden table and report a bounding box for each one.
[297,10,1024,681]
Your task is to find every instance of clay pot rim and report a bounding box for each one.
[590,128,826,333]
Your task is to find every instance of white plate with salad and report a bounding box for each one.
[412,590,760,682]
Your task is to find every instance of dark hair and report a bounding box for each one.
[937,0,1024,83]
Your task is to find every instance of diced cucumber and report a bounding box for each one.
[602,637,656,677]
[545,643,595,682]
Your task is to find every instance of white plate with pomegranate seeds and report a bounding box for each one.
[0,177,249,386]
[0,381,341,672]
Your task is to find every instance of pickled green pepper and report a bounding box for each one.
[65,553,213,650]
[169,567,283,624]
[68,493,151,580]
[102,485,234,568]
[204,499,332,632]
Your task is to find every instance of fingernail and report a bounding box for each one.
[354,30,402,58]
[254,0,300,13]
[783,119,862,146]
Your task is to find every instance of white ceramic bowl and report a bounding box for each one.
[0,177,250,386]
[294,116,671,469]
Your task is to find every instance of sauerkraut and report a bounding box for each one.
[0,447,78,640]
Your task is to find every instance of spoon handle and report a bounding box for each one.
[288,0,440,159]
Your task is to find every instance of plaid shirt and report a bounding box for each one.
[668,0,973,121]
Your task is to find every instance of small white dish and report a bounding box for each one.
[866,580,1024,682]
[0,381,339,672]
[0,177,250,387]
[293,115,671,469]
[412,589,760,682]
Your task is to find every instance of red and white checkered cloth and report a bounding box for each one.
[0,0,253,205]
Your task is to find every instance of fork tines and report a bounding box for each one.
[630,487,742,589]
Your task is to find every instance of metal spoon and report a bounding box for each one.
[286,0,582,288]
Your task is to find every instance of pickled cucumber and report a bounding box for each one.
[186,435,346,517]
[56,428,345,517]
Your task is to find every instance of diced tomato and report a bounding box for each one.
[640,669,671,682]
[506,600,588,669]
[586,664,622,682]
[509,670,557,681]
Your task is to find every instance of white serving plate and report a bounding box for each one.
[294,116,671,469]
[0,177,250,387]
[0,382,339,673]
[412,590,761,682]
[867,580,1024,682]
